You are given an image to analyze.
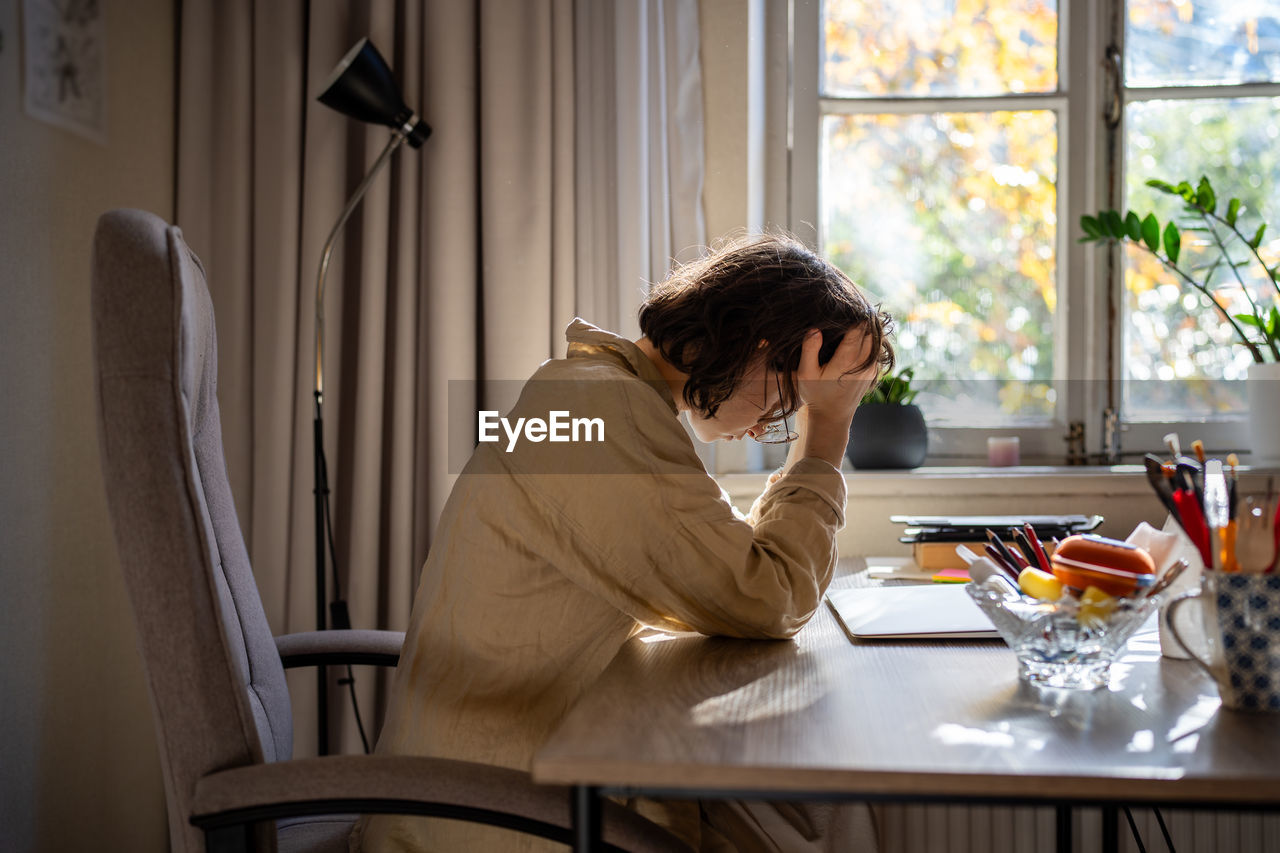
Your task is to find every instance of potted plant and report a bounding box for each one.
[846,366,928,470]
[1080,176,1280,461]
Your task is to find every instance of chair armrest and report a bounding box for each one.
[274,629,404,669]
[190,755,694,853]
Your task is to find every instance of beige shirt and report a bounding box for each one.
[355,319,848,852]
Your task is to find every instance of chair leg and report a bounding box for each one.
[205,824,254,853]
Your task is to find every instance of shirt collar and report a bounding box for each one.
[564,318,677,413]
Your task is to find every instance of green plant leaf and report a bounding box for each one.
[1163,221,1181,264]
[1105,209,1126,239]
[1146,179,1175,194]
[1140,213,1160,252]
[1251,223,1267,248]
[1080,215,1102,239]
[1227,198,1241,226]
[1236,313,1263,329]
[1124,211,1143,241]
[1196,176,1216,213]
[1176,181,1196,202]
[865,367,916,405]
[1269,307,1280,338]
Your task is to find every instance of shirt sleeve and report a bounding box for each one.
[507,378,848,640]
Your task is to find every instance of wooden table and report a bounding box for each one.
[533,558,1280,852]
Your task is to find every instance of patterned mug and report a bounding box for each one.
[1166,573,1280,712]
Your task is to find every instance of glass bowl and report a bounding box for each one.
[965,576,1167,690]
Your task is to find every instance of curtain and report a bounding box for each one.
[176,0,704,757]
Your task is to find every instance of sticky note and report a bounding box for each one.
[931,568,971,584]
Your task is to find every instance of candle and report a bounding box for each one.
[987,436,1020,467]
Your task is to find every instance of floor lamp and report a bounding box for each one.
[312,37,431,755]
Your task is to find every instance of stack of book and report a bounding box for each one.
[893,514,1104,570]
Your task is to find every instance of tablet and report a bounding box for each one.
[826,584,999,640]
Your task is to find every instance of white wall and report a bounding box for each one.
[0,1,173,849]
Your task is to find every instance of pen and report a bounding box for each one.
[1226,452,1239,521]
[1172,487,1211,568]
[1143,454,1182,524]
[1177,459,1204,511]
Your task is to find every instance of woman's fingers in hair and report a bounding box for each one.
[825,326,876,376]
[797,329,825,380]
[798,328,876,415]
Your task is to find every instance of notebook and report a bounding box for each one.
[826,584,999,640]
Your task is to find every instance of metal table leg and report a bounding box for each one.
[1102,805,1119,853]
[572,785,601,852]
[1056,805,1072,853]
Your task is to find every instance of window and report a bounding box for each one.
[793,0,1280,464]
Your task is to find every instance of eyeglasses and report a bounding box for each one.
[753,372,798,444]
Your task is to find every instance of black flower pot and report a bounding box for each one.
[846,403,928,470]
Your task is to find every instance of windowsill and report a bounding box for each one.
[717,462,1280,501]
[718,464,1154,500]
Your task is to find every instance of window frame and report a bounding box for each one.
[789,0,1276,466]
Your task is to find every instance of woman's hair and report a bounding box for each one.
[638,231,895,419]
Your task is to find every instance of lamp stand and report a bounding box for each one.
[313,130,407,756]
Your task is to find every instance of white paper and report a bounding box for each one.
[1126,517,1207,660]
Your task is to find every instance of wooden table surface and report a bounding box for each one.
[533,558,1280,807]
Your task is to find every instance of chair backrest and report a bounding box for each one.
[92,209,293,851]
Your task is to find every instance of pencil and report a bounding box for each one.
[986,529,1025,577]
[1021,522,1052,572]
[983,543,1021,582]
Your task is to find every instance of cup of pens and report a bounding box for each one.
[1166,573,1280,712]
[963,525,1185,690]
[1146,438,1280,711]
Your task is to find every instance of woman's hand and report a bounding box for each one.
[786,328,880,470]
[798,328,879,422]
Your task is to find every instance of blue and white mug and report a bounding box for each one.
[1167,573,1280,712]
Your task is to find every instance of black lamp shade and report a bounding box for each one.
[318,38,431,148]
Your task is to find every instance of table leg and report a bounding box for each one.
[1055,805,1072,853]
[1101,805,1119,853]
[571,785,601,852]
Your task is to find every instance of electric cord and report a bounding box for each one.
[1121,806,1178,853]
[319,445,372,755]
[1152,807,1177,853]
[1123,807,1148,853]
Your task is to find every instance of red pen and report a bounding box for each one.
[1172,488,1212,568]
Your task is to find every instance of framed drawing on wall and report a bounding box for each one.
[22,0,106,144]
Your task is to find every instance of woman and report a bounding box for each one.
[354,233,894,852]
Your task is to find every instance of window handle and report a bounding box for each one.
[1104,45,1123,129]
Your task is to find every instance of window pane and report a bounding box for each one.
[822,0,1058,98]
[1123,97,1280,420]
[821,111,1058,425]
[1127,0,1280,88]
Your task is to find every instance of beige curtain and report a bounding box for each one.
[176,0,703,756]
